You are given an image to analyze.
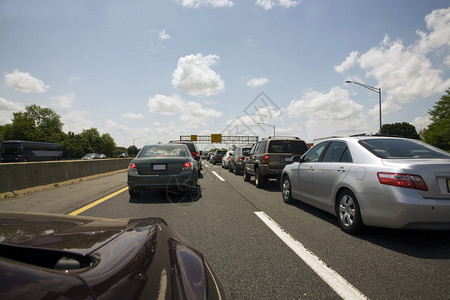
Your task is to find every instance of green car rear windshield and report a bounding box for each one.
[138,145,189,158]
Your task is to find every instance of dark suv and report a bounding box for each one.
[169,141,202,174]
[209,150,227,164]
[243,137,308,188]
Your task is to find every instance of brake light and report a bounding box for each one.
[262,155,270,164]
[377,172,428,191]
[128,163,137,170]
[192,152,199,157]
[238,158,243,161]
[182,162,192,170]
[227,157,231,160]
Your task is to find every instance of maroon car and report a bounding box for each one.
[0,212,226,299]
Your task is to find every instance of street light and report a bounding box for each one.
[258,122,276,137]
[345,81,382,133]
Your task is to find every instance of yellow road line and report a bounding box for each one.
[69,187,128,216]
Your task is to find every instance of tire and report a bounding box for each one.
[129,187,140,198]
[336,189,364,234]
[243,168,251,182]
[255,168,266,189]
[281,176,294,204]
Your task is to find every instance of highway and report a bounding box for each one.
[1,161,449,299]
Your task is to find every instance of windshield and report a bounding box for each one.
[268,140,308,154]
[138,145,189,158]
[359,139,450,159]
[1,144,20,154]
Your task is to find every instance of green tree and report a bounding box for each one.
[127,145,139,156]
[2,104,64,142]
[380,122,420,139]
[423,89,450,151]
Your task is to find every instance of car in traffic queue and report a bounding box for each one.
[127,144,199,197]
[0,211,226,299]
[230,145,253,175]
[243,137,309,188]
[221,150,234,170]
[169,140,202,175]
[209,150,227,165]
[81,153,99,160]
[281,135,450,234]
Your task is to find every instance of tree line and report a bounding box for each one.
[0,89,449,157]
[0,104,133,159]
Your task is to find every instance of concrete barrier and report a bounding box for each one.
[0,158,132,194]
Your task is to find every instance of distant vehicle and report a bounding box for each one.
[281,136,450,234]
[230,145,253,175]
[98,154,107,159]
[0,211,226,299]
[169,141,202,174]
[128,144,199,197]
[221,150,234,169]
[243,137,308,188]
[210,150,227,164]
[81,153,99,160]
[119,152,128,158]
[1,140,63,163]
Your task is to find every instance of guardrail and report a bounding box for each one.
[0,158,132,194]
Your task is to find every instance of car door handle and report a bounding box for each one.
[308,166,314,172]
[337,167,346,173]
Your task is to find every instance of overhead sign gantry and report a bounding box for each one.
[180,134,258,144]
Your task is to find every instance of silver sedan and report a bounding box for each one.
[281,136,450,234]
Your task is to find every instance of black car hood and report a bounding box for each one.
[0,212,225,300]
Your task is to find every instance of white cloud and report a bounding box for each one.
[337,8,450,116]
[0,97,24,124]
[334,51,359,73]
[148,94,185,115]
[123,112,144,119]
[62,110,95,134]
[414,7,450,55]
[411,116,431,132]
[247,77,270,87]
[148,93,222,129]
[287,87,370,140]
[159,29,171,40]
[4,69,49,93]
[49,92,75,108]
[172,53,225,96]
[178,0,234,8]
[256,0,299,10]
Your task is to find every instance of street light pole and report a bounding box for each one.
[346,81,382,133]
[258,122,276,137]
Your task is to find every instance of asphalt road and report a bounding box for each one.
[1,161,449,299]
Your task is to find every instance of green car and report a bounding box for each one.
[127,144,199,197]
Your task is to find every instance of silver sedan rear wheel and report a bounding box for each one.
[337,190,364,234]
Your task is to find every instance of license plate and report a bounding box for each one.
[152,164,166,171]
[447,179,450,193]
[284,156,293,162]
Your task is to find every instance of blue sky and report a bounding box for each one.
[1,0,449,149]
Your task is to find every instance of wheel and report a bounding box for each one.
[243,168,251,182]
[129,187,140,198]
[228,164,233,172]
[336,189,364,234]
[281,176,294,204]
[255,168,266,188]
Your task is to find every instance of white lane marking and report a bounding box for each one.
[212,171,225,182]
[254,211,368,300]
